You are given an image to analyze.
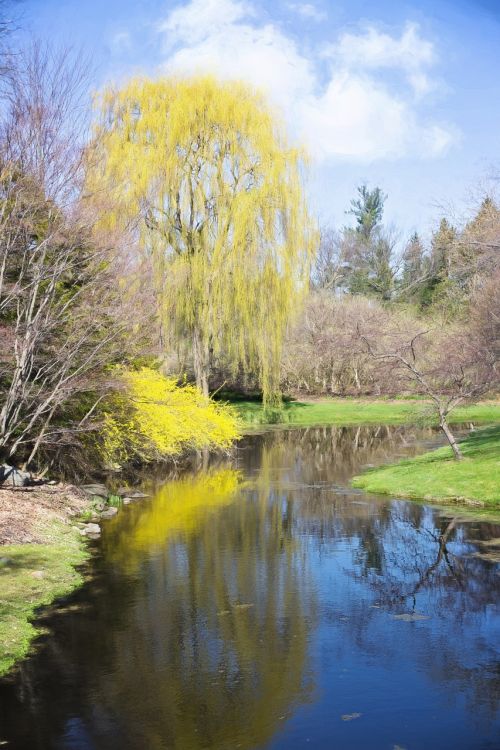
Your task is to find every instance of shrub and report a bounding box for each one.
[101,368,240,466]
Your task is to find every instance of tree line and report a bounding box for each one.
[0,18,498,473]
[281,184,499,457]
[0,38,313,475]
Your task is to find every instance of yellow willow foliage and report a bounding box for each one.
[101,368,240,465]
[91,76,318,405]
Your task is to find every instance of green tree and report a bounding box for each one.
[398,231,430,303]
[430,218,457,282]
[342,185,395,299]
[93,76,317,407]
[347,184,386,240]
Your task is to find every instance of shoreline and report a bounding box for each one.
[352,425,500,511]
[232,397,500,430]
[0,484,94,677]
[1,406,499,678]
[0,482,144,677]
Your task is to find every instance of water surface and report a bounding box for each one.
[1,425,499,749]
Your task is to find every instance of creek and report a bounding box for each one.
[1,425,499,749]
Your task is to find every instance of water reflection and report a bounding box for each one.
[0,425,499,750]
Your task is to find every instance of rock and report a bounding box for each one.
[341,713,362,722]
[82,523,101,536]
[117,487,133,497]
[1,464,31,487]
[100,507,118,519]
[93,500,106,512]
[122,493,149,503]
[81,483,109,499]
[31,570,45,579]
[0,557,13,568]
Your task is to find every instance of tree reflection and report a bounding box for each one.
[1,425,499,749]
[239,428,500,721]
[1,467,314,750]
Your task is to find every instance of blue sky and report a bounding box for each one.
[16,0,500,238]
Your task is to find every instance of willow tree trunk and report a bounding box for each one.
[193,326,210,397]
[439,414,463,460]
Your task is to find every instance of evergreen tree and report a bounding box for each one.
[347,184,386,241]
[342,184,394,299]
[430,218,457,281]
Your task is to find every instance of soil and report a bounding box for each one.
[0,484,89,545]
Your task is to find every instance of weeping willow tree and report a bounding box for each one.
[92,76,317,406]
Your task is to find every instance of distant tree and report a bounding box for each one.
[430,218,457,281]
[396,232,431,303]
[93,76,317,406]
[457,197,500,293]
[281,292,399,396]
[401,232,425,287]
[359,323,497,460]
[340,184,396,299]
[347,184,386,241]
[419,218,458,311]
[371,232,397,300]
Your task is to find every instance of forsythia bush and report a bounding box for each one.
[101,368,240,466]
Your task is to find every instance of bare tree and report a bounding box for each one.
[358,323,498,460]
[0,44,147,471]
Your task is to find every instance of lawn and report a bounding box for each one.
[232,397,500,429]
[352,425,500,507]
[0,522,88,676]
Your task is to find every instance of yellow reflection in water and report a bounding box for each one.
[107,468,244,569]
[99,462,312,750]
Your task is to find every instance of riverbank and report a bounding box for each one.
[352,425,500,508]
[0,485,94,676]
[233,397,500,429]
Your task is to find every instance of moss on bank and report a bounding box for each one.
[0,521,89,677]
[352,425,500,508]
[233,397,500,429]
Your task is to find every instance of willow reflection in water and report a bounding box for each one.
[0,426,499,750]
[0,467,315,750]
[96,468,314,750]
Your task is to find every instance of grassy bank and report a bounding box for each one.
[0,485,93,677]
[0,522,88,676]
[232,397,500,429]
[352,425,500,508]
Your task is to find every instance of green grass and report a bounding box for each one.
[0,523,89,676]
[352,425,500,507]
[232,397,500,429]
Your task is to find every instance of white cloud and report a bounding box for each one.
[288,3,327,22]
[326,23,436,96]
[157,0,458,162]
[159,0,254,45]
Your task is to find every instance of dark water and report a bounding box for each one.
[1,425,500,750]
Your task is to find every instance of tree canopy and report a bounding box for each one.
[92,76,317,406]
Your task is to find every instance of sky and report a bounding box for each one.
[15,0,500,238]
